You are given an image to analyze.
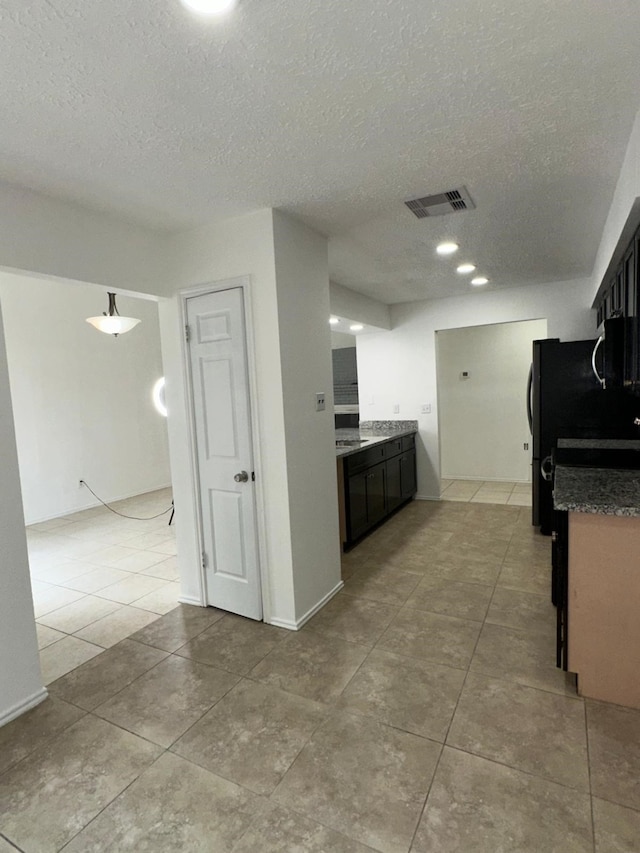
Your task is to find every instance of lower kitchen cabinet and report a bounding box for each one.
[342,433,417,548]
[347,461,386,541]
[386,449,416,511]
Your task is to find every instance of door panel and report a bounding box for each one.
[208,489,247,580]
[187,287,262,620]
[200,358,237,458]
[400,450,417,498]
[367,463,386,525]
[385,457,402,512]
[347,471,368,540]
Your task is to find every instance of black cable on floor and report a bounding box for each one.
[79,480,174,520]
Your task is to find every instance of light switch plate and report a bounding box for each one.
[315,392,326,412]
[393,404,400,414]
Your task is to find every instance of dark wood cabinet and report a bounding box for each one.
[594,221,640,391]
[596,223,640,327]
[400,448,417,498]
[551,510,569,671]
[343,433,417,547]
[385,455,403,513]
[347,461,386,541]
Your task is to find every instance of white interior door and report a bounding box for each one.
[186,287,262,620]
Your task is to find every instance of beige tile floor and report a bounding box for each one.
[441,477,532,506]
[2,499,640,851]
[25,488,180,685]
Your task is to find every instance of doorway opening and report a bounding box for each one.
[0,270,177,679]
[435,318,547,506]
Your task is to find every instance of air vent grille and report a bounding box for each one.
[405,186,475,218]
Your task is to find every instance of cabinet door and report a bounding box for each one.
[366,462,387,525]
[385,457,402,512]
[553,511,569,672]
[400,450,417,498]
[347,471,369,541]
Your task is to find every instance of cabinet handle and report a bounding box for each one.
[592,334,605,388]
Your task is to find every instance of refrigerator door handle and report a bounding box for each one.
[592,334,606,389]
[541,456,554,482]
[526,364,533,434]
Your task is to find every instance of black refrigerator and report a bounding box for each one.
[529,338,598,535]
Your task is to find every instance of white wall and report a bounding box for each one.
[330,281,391,329]
[357,277,595,499]
[592,107,640,297]
[331,331,356,349]
[0,301,45,726]
[160,209,293,618]
[273,210,342,624]
[161,208,341,626]
[437,319,547,482]
[0,188,342,730]
[0,180,168,296]
[0,273,171,523]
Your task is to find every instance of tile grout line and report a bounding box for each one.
[0,831,26,853]
[16,498,630,850]
[584,701,597,853]
[403,505,514,852]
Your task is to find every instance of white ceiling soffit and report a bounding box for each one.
[1,0,640,304]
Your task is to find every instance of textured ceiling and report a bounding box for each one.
[1,0,640,302]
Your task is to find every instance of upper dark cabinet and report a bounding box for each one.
[595,221,640,391]
[596,221,640,326]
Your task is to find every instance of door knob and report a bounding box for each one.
[234,470,249,483]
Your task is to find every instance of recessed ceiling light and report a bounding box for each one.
[457,263,476,274]
[179,0,236,15]
[471,276,489,286]
[350,324,364,332]
[436,242,459,256]
[329,317,339,325]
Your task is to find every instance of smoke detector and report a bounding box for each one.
[405,186,475,219]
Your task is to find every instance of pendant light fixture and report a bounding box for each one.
[86,292,141,337]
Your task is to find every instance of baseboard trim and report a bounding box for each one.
[178,594,205,607]
[0,687,48,728]
[26,483,174,526]
[441,476,530,485]
[415,494,441,501]
[269,580,344,631]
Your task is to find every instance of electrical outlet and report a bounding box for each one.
[421,403,432,414]
[393,404,400,414]
[524,442,529,451]
[315,392,326,412]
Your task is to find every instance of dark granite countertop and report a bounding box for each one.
[554,465,640,516]
[335,421,418,459]
[557,438,640,450]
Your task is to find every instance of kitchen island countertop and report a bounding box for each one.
[554,464,640,516]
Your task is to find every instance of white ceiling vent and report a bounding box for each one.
[405,186,475,218]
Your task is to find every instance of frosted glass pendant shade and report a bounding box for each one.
[86,315,141,335]
[180,0,236,14]
[86,293,141,337]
